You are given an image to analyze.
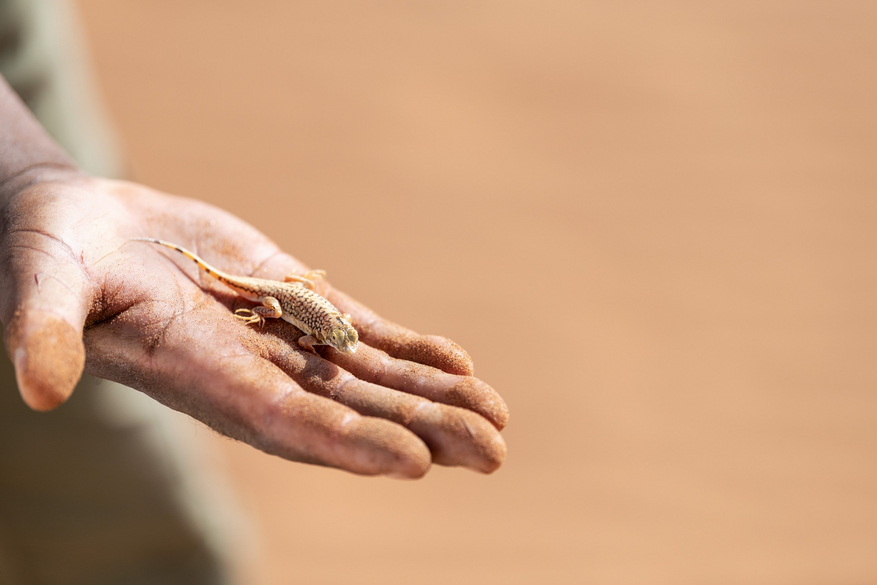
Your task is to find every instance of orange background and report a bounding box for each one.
[76,2,877,583]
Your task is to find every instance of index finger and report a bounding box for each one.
[328,289,476,376]
[247,253,476,375]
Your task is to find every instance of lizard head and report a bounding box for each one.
[328,317,359,354]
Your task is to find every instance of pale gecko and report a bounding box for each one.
[132,238,359,354]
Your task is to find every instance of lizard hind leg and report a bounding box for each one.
[284,269,327,290]
[234,296,283,327]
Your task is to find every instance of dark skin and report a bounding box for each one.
[0,76,507,478]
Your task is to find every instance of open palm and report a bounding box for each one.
[1,175,507,477]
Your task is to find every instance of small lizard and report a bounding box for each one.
[132,238,358,354]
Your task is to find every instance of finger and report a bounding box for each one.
[328,289,476,376]
[243,253,476,375]
[83,302,431,478]
[262,333,506,473]
[0,228,94,410]
[324,343,509,430]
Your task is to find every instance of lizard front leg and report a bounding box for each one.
[234,296,282,327]
[297,334,322,354]
[283,269,326,290]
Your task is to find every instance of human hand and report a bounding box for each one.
[0,172,508,477]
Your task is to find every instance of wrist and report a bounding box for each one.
[0,74,84,207]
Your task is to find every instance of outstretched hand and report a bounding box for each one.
[0,173,508,477]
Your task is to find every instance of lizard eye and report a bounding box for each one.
[330,326,358,353]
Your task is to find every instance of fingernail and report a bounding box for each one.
[13,346,26,374]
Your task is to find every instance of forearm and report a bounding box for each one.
[0,74,81,205]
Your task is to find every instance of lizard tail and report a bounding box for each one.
[131,238,228,281]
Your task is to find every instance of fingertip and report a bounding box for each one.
[376,332,475,376]
[410,405,507,474]
[5,311,84,411]
[459,415,507,474]
[344,417,432,479]
[447,377,510,430]
[385,455,432,480]
[420,335,475,376]
[478,433,508,475]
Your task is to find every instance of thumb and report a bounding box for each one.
[1,235,93,411]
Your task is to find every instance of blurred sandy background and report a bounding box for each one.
[74,1,877,583]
